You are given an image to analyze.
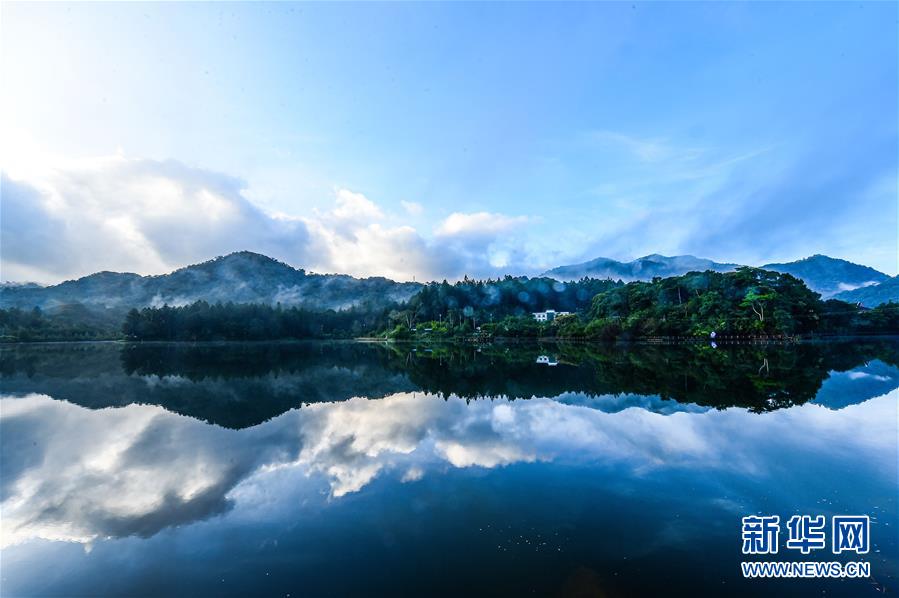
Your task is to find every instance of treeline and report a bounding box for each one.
[578,268,898,339]
[384,276,620,338]
[578,268,817,339]
[3,269,897,343]
[411,276,620,321]
[389,268,899,340]
[0,305,123,342]
[122,301,392,341]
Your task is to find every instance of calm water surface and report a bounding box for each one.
[1,340,897,597]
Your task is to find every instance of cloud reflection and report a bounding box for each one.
[1,388,896,548]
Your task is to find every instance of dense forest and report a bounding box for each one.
[388,268,899,340]
[578,268,899,339]
[120,301,391,341]
[0,304,124,342]
[384,276,621,336]
[1,268,897,342]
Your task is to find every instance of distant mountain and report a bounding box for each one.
[542,254,739,282]
[761,255,889,299]
[0,281,43,289]
[0,251,422,312]
[4,251,893,315]
[543,253,890,300]
[832,276,899,307]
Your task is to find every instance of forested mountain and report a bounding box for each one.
[0,251,422,312]
[4,251,892,315]
[4,266,897,342]
[580,268,897,339]
[542,254,738,282]
[383,268,897,341]
[113,277,622,342]
[2,251,897,342]
[543,253,891,301]
[760,254,889,298]
[833,276,899,307]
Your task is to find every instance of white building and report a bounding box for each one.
[536,355,559,366]
[532,309,570,322]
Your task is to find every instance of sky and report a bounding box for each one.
[1,2,896,283]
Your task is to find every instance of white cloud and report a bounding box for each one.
[1,156,538,283]
[1,157,310,282]
[400,466,424,482]
[328,188,384,224]
[435,211,529,238]
[431,211,536,278]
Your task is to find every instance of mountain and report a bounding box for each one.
[4,251,893,314]
[761,255,889,299]
[0,251,422,312]
[832,276,899,307]
[0,281,43,289]
[543,253,890,300]
[542,254,739,282]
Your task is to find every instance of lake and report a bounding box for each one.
[1,339,897,596]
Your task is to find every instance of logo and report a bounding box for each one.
[741,515,780,555]
[832,516,869,554]
[741,514,871,579]
[785,515,826,553]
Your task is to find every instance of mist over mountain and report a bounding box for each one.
[542,254,739,283]
[2,251,896,318]
[0,282,43,289]
[760,255,890,299]
[833,276,899,307]
[0,251,422,312]
[543,253,892,301]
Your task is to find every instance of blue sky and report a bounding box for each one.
[1,2,896,282]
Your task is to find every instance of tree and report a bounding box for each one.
[741,286,776,324]
[122,308,142,339]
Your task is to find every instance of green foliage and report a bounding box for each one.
[386,324,412,340]
[584,268,830,339]
[3,269,896,343]
[819,300,899,335]
[492,315,543,338]
[408,276,620,324]
[121,301,392,341]
[0,305,123,341]
[380,276,621,338]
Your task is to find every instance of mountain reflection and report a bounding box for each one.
[1,340,897,549]
[1,340,897,427]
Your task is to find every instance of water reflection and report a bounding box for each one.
[4,388,897,547]
[2,340,897,427]
[1,340,897,596]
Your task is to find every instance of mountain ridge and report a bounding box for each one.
[2,251,896,312]
[0,251,422,312]
[542,254,740,282]
[759,254,889,298]
[542,253,892,301]
[833,276,899,307]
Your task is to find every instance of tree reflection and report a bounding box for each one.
[0,339,896,428]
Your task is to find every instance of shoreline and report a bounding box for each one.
[2,333,898,347]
